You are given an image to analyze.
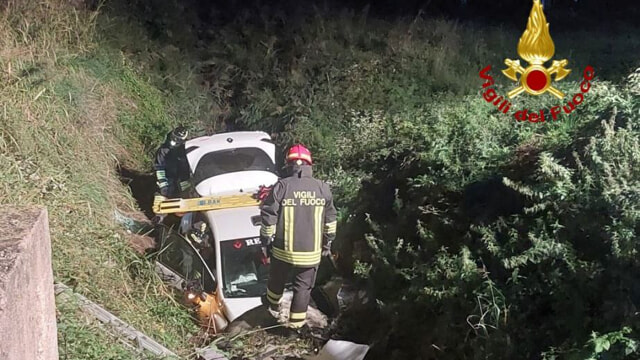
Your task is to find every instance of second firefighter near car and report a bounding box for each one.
[260,144,338,329]
[153,126,193,224]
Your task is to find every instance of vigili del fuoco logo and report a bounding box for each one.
[479,0,595,123]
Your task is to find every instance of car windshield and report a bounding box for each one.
[220,238,270,298]
[192,147,275,186]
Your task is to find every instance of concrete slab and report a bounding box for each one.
[0,206,58,360]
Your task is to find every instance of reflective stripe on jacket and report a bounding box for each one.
[260,164,337,266]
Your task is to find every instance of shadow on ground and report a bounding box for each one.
[117,164,157,219]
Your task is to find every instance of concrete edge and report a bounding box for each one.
[54,282,178,358]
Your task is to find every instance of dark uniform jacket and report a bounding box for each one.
[153,132,191,197]
[260,164,337,267]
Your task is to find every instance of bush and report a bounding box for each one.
[340,76,640,358]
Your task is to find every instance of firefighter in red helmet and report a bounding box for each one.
[260,144,337,328]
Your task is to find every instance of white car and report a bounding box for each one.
[156,131,279,328]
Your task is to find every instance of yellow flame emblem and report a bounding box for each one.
[502,0,571,99]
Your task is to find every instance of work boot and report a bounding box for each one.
[295,323,311,333]
[287,319,307,331]
[260,294,282,321]
[291,323,319,341]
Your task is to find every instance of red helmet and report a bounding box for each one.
[286,144,313,165]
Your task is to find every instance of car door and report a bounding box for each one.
[156,222,217,293]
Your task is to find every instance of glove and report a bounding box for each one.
[255,185,273,202]
[261,233,273,257]
[260,246,271,265]
[321,241,333,257]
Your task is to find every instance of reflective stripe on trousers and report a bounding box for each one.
[266,257,318,325]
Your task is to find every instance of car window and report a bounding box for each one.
[157,229,217,293]
[192,147,275,185]
[220,238,270,298]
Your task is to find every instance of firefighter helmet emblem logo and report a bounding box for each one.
[502,0,571,99]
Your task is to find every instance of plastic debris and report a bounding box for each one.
[305,340,369,360]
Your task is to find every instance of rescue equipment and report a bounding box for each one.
[153,193,260,214]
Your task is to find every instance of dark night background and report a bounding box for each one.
[163,0,639,28]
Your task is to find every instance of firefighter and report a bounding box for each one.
[260,144,338,329]
[152,126,192,215]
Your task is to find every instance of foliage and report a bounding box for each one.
[542,327,639,360]
[338,79,640,358]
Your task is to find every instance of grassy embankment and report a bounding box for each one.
[0,1,213,358]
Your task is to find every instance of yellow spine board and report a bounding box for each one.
[153,194,260,214]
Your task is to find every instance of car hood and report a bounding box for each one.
[195,171,278,197]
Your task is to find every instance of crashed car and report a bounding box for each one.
[155,131,279,331]
[152,131,371,359]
